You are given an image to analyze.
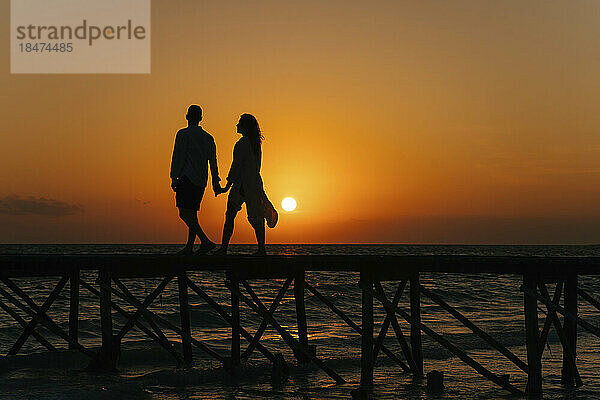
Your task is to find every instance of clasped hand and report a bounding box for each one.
[213,184,228,196]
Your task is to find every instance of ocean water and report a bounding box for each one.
[1,244,600,399]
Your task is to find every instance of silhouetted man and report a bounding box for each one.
[170,105,221,254]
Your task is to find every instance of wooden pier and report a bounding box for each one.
[1,254,600,397]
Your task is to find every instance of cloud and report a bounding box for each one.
[0,195,83,216]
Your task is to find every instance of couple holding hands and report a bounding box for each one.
[170,105,274,256]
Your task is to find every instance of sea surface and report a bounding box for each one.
[1,244,600,399]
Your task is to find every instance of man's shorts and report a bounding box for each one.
[227,184,264,228]
[175,176,206,211]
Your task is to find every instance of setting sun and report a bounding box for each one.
[281,197,297,212]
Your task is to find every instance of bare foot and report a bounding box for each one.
[176,246,193,255]
[212,246,228,256]
[194,241,216,255]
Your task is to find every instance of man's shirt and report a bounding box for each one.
[170,125,220,187]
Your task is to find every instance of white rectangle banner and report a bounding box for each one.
[11,0,151,74]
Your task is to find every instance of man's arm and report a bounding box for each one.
[208,139,221,194]
[170,131,185,190]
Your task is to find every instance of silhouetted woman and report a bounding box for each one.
[215,114,266,255]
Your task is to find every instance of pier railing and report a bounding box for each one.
[1,254,600,397]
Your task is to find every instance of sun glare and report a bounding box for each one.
[281,197,297,212]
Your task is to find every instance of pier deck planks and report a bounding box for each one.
[1,254,600,278]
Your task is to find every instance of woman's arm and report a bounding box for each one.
[225,139,246,186]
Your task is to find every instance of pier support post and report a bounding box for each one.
[524,274,542,396]
[178,272,193,364]
[98,269,118,370]
[360,270,374,388]
[69,269,80,350]
[562,274,578,386]
[410,272,424,379]
[230,272,241,368]
[294,269,311,363]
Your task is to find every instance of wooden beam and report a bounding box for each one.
[523,275,542,396]
[538,282,562,357]
[5,254,600,280]
[0,295,56,352]
[360,271,374,387]
[177,272,192,364]
[185,277,284,367]
[103,278,223,363]
[562,275,578,387]
[373,280,406,360]
[578,287,600,313]
[7,254,600,277]
[374,282,417,374]
[236,279,345,384]
[294,269,310,363]
[537,282,582,387]
[8,275,68,355]
[242,277,293,360]
[96,269,117,370]
[420,284,528,374]
[229,272,241,367]
[410,273,423,378]
[115,276,172,341]
[523,284,600,341]
[0,275,95,358]
[368,284,523,395]
[69,270,80,350]
[113,278,184,365]
[79,278,163,346]
[305,280,410,372]
[575,288,600,382]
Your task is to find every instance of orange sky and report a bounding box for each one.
[1,0,600,244]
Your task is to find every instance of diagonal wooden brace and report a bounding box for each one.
[420,284,528,374]
[8,275,68,355]
[185,277,285,369]
[79,278,163,345]
[538,282,582,386]
[100,278,224,362]
[368,283,523,396]
[0,275,94,358]
[242,277,293,360]
[305,280,409,372]
[113,278,184,365]
[116,276,173,341]
[0,294,56,352]
[374,282,417,373]
[373,280,406,360]
[236,279,345,384]
[523,284,600,340]
[538,282,563,357]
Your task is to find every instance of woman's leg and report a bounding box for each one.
[253,220,266,255]
[218,211,237,253]
[185,228,196,248]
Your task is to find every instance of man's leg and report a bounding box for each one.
[177,208,195,254]
[179,208,213,245]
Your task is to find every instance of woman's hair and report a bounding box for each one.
[239,113,264,155]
